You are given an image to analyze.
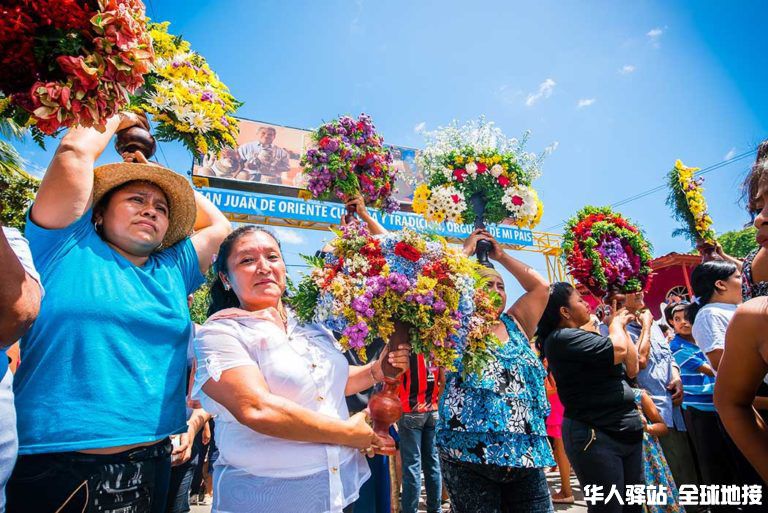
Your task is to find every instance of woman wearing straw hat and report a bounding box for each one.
[6,113,231,513]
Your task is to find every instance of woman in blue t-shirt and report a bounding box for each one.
[436,229,555,513]
[6,113,231,513]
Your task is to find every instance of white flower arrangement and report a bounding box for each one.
[426,185,467,223]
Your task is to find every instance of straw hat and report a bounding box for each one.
[93,162,195,248]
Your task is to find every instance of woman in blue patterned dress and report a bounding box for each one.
[437,229,555,513]
[632,387,684,513]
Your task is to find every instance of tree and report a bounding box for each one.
[189,282,210,324]
[0,140,39,231]
[718,226,758,259]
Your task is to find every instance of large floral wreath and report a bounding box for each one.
[0,0,153,138]
[412,118,544,228]
[562,206,653,297]
[300,114,400,213]
[289,223,501,375]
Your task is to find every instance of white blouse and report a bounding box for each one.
[192,312,370,513]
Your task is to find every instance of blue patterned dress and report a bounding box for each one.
[436,313,555,468]
[633,389,684,513]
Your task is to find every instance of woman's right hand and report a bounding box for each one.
[117,111,149,133]
[610,307,635,328]
[344,411,376,450]
[462,228,489,256]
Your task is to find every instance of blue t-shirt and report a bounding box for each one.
[669,335,716,412]
[14,209,204,454]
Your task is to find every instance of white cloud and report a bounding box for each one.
[413,121,426,133]
[525,78,556,107]
[577,98,596,109]
[724,147,736,161]
[619,64,636,75]
[647,27,663,48]
[272,227,306,246]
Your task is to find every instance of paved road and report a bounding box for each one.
[190,470,588,512]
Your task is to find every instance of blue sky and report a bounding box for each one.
[11,0,767,302]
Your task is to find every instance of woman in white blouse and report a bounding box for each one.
[193,225,410,513]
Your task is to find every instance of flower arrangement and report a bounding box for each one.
[412,118,544,228]
[665,159,716,245]
[128,22,241,157]
[301,114,400,213]
[0,0,153,138]
[562,206,653,297]
[289,223,502,375]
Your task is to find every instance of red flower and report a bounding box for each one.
[451,194,461,204]
[453,168,467,182]
[498,176,510,187]
[423,261,450,283]
[394,241,422,262]
[476,162,487,174]
[511,195,524,207]
[319,136,331,148]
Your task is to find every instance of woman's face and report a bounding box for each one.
[714,270,743,304]
[222,231,286,311]
[97,182,169,255]
[485,274,507,316]
[752,178,768,248]
[565,289,592,327]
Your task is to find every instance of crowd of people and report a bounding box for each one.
[1,113,768,513]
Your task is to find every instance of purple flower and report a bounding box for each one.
[343,322,369,349]
[201,92,214,102]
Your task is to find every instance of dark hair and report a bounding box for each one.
[207,225,282,317]
[534,282,576,357]
[664,302,689,324]
[688,261,738,323]
[742,140,768,213]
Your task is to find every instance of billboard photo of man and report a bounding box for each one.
[237,126,292,184]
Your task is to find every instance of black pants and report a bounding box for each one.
[6,439,172,513]
[439,455,553,513]
[562,418,643,513]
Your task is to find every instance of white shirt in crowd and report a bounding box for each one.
[691,302,738,356]
[192,311,370,513]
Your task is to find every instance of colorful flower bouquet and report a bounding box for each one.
[412,118,544,228]
[666,159,716,245]
[128,22,241,157]
[0,0,153,138]
[562,206,653,297]
[300,114,400,214]
[289,223,502,376]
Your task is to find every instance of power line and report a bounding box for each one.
[543,149,757,232]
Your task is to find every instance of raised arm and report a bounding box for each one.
[635,309,654,370]
[30,113,147,229]
[190,190,231,274]
[203,365,375,449]
[714,298,768,483]
[608,307,638,377]
[0,228,41,345]
[346,196,386,236]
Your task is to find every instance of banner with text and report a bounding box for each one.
[198,187,534,247]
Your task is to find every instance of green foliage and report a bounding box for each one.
[0,141,40,231]
[718,227,758,259]
[189,282,210,324]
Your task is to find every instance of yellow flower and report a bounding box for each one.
[412,184,431,214]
